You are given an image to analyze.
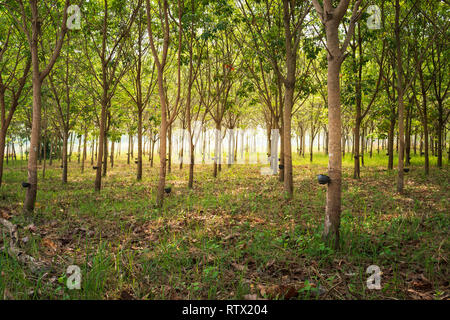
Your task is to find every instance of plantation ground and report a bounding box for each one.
[0,153,448,300]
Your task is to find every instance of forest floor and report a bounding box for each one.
[0,153,448,300]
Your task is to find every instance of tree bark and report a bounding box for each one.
[0,131,6,186]
[395,0,405,193]
[137,110,143,180]
[62,130,68,183]
[82,126,87,173]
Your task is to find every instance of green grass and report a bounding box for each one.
[0,151,448,300]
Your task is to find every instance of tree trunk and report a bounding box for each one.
[342,135,346,158]
[0,130,6,187]
[137,110,143,180]
[395,0,405,192]
[82,126,87,173]
[413,132,417,155]
[77,135,82,163]
[94,99,106,191]
[24,65,42,213]
[279,123,284,182]
[110,140,114,168]
[437,100,443,167]
[91,137,95,165]
[42,137,46,178]
[419,60,429,174]
[62,130,68,183]
[283,75,294,198]
[49,138,53,166]
[405,108,411,166]
[155,70,167,207]
[69,132,74,163]
[213,122,220,178]
[151,138,155,168]
[388,111,395,170]
[180,127,185,170]
[168,124,172,173]
[188,137,194,189]
[102,133,108,177]
[361,127,365,167]
[354,119,361,179]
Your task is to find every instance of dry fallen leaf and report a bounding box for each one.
[407,288,433,300]
[24,224,37,233]
[257,284,299,300]
[231,262,245,271]
[0,210,11,220]
[42,238,57,251]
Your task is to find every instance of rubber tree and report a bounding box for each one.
[8,0,70,213]
[179,0,208,189]
[348,21,385,179]
[236,0,311,198]
[311,0,363,248]
[121,9,156,181]
[146,0,183,207]
[48,35,83,183]
[83,0,141,191]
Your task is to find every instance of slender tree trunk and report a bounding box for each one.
[405,108,411,166]
[313,0,362,248]
[91,137,95,166]
[94,98,106,191]
[62,130,68,183]
[318,131,321,152]
[213,122,220,178]
[38,140,42,165]
[388,111,395,170]
[279,123,285,182]
[188,137,194,189]
[168,124,172,173]
[69,132,74,162]
[155,71,167,207]
[151,138,155,168]
[127,134,131,165]
[180,126,184,170]
[110,140,114,168]
[283,75,294,197]
[361,127,365,167]
[354,119,361,179]
[342,135,346,158]
[323,57,343,249]
[102,133,108,177]
[49,138,53,166]
[82,126,87,173]
[24,80,41,212]
[12,141,16,161]
[419,62,429,174]
[0,131,6,187]
[77,135,81,163]
[413,132,417,155]
[130,134,134,159]
[42,137,46,178]
[137,110,143,180]
[202,127,206,164]
[437,100,443,167]
[395,0,405,193]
